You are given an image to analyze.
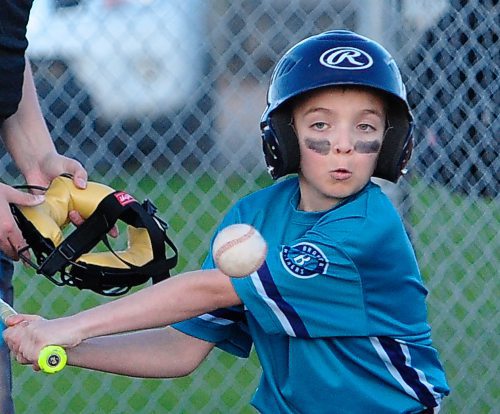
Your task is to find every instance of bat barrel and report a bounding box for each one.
[0,299,17,323]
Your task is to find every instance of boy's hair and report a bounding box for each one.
[260,30,413,183]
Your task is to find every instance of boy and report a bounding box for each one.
[4,30,449,413]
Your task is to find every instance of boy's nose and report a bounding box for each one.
[333,131,354,154]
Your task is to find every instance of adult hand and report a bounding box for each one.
[0,152,88,260]
[23,151,87,190]
[0,183,44,260]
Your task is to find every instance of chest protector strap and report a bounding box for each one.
[11,175,178,296]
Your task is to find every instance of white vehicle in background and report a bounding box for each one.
[26,0,208,122]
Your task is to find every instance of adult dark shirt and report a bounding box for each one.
[0,0,34,121]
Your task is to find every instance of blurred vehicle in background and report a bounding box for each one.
[26,0,211,172]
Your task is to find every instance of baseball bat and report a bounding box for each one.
[0,298,67,374]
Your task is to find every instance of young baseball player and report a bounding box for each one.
[4,30,449,413]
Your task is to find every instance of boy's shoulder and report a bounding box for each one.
[315,183,410,253]
[334,181,391,214]
[320,181,402,229]
[237,177,299,207]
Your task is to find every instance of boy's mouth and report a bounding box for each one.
[330,168,352,181]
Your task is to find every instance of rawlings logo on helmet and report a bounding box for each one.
[319,47,373,70]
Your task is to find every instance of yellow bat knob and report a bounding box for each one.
[38,345,67,374]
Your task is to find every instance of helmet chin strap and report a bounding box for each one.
[11,175,178,296]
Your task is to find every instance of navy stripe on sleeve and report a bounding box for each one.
[256,262,310,338]
[378,336,438,408]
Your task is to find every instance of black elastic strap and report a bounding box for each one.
[39,192,130,276]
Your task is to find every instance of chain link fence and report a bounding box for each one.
[0,0,497,412]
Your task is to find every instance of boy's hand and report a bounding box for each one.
[3,314,43,369]
[3,315,82,370]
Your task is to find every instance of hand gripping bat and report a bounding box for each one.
[0,298,67,374]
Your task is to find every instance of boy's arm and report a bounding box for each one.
[68,327,215,378]
[76,269,240,339]
[4,268,240,367]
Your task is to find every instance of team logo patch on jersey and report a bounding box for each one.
[319,47,373,70]
[280,242,328,279]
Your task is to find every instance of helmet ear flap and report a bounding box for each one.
[374,103,414,183]
[261,108,300,180]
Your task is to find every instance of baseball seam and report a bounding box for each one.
[214,226,256,262]
[214,226,267,275]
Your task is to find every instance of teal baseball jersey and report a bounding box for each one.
[173,178,449,413]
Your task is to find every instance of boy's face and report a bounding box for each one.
[292,87,386,211]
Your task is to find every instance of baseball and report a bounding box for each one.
[212,224,267,277]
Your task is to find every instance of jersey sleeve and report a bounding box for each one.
[172,305,253,358]
[173,204,253,358]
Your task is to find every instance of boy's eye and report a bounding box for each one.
[358,123,375,131]
[312,122,327,130]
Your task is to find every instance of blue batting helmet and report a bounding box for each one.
[260,30,414,182]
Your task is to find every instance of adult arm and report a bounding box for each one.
[0,60,87,258]
[1,60,87,188]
